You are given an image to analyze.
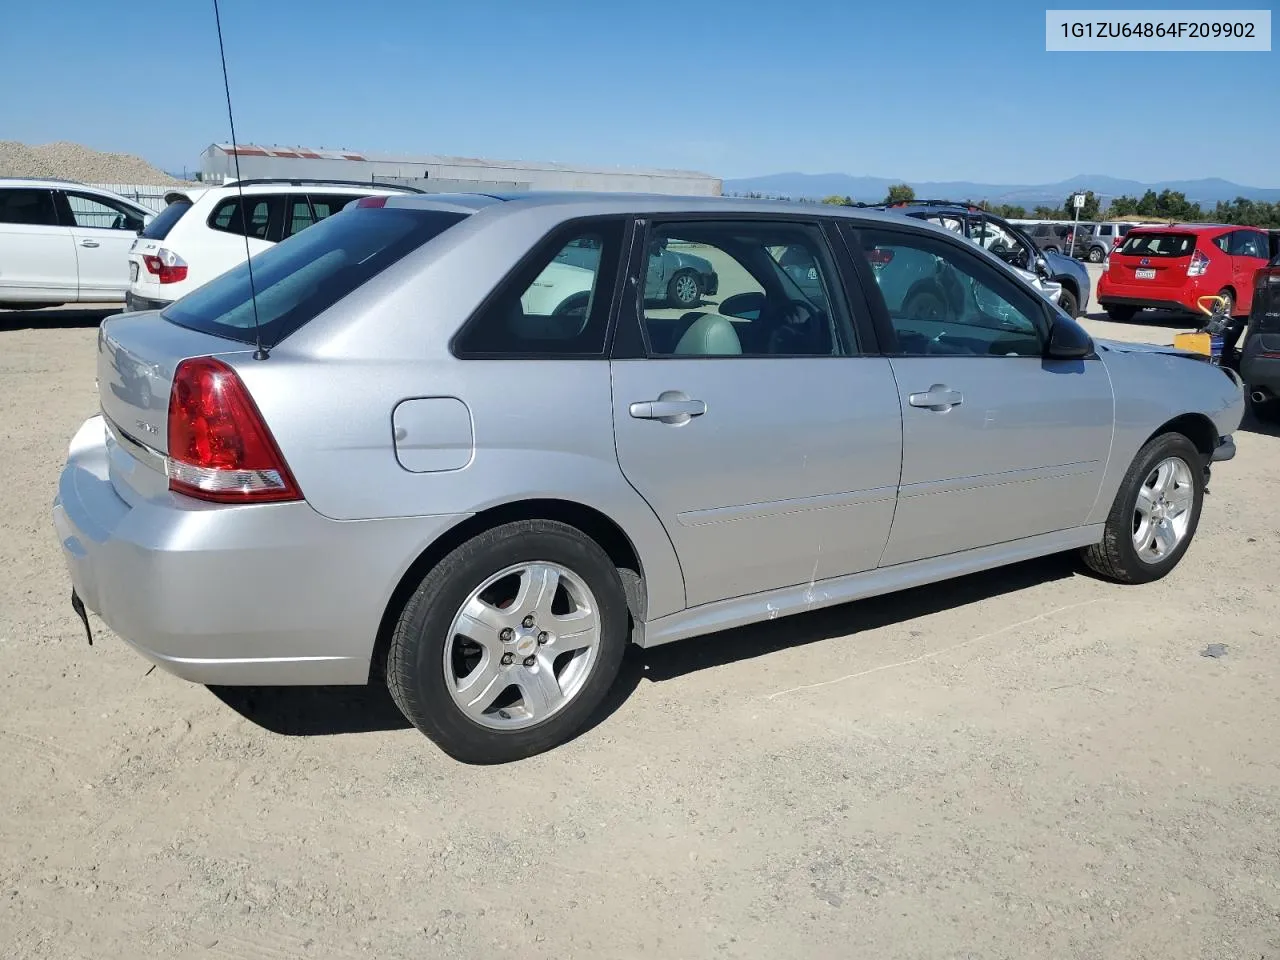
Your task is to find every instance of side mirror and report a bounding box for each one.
[1046,316,1093,360]
[1034,255,1050,276]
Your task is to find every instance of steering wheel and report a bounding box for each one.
[767,299,822,354]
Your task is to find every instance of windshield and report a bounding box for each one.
[163,206,466,346]
[1118,232,1196,258]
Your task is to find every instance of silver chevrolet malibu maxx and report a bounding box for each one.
[54,193,1244,763]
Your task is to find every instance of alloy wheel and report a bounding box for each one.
[1131,456,1194,563]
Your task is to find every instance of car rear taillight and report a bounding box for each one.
[1187,249,1210,277]
[867,248,895,267]
[1102,253,1110,272]
[355,195,388,208]
[143,248,188,284]
[166,357,301,503]
[1256,265,1280,289]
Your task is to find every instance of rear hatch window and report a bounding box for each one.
[1116,232,1196,258]
[140,200,192,240]
[162,206,466,347]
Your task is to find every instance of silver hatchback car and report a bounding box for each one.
[54,193,1244,763]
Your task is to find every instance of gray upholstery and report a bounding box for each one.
[673,313,742,356]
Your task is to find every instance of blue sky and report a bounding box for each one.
[1,0,1276,185]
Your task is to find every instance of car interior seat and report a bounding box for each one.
[673,313,743,356]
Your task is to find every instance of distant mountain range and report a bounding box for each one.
[722,172,1280,207]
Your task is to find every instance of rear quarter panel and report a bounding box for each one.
[233,205,687,619]
[1086,346,1244,524]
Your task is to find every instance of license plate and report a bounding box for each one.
[1135,268,1156,280]
[129,262,139,282]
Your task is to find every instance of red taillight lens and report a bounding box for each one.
[166,357,301,503]
[867,248,895,266]
[142,248,188,284]
[1188,249,1210,278]
[355,195,388,208]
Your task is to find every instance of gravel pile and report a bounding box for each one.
[0,141,189,185]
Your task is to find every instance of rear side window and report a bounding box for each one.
[209,194,280,240]
[452,218,625,358]
[1118,232,1195,257]
[163,207,466,347]
[0,188,59,226]
[141,200,191,240]
[1229,230,1268,259]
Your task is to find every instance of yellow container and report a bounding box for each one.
[1173,331,1212,356]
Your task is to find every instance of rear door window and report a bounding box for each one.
[0,188,60,226]
[140,200,191,240]
[1118,232,1196,257]
[209,194,283,241]
[1230,230,1267,259]
[163,207,467,347]
[60,191,145,231]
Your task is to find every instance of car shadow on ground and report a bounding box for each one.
[1083,308,1196,330]
[0,306,120,331]
[210,553,1079,740]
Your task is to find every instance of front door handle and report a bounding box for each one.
[80,240,100,248]
[908,384,963,412]
[629,398,706,422]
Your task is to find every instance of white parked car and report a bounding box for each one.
[123,179,422,312]
[0,178,153,309]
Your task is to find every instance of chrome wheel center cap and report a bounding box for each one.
[514,633,538,657]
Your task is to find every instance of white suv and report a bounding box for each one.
[0,178,153,309]
[123,179,420,312]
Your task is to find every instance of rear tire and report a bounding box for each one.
[1104,304,1138,322]
[1088,246,1105,263]
[1081,433,1204,584]
[1216,288,1235,318]
[386,520,629,764]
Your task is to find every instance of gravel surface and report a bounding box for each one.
[0,141,186,185]
[1,297,1279,959]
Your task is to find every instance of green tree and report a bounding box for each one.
[821,195,854,206]
[1106,195,1140,218]
[992,204,1026,219]
[1063,190,1101,221]
[1032,205,1062,219]
[884,183,915,205]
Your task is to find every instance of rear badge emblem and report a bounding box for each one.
[1140,257,1151,266]
[135,419,159,435]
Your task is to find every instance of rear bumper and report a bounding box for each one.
[1240,342,1280,395]
[52,416,469,686]
[124,291,172,313]
[1097,278,1206,314]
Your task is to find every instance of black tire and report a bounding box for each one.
[1088,246,1106,263]
[1057,286,1080,318]
[1081,433,1204,584]
[1043,245,1060,255]
[386,519,629,764]
[666,270,701,309]
[1104,304,1138,322]
[1217,288,1235,318]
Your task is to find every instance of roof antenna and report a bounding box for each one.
[212,0,267,361]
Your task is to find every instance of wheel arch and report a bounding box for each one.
[370,498,652,681]
[1147,412,1218,462]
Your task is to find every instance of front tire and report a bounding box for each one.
[667,270,701,309]
[1057,287,1080,318]
[1081,433,1204,584]
[386,520,629,763]
[1088,246,1105,263]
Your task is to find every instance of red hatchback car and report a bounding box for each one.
[1098,223,1272,321]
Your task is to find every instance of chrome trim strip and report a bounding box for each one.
[103,413,168,475]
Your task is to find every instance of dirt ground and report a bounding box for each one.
[3,273,1279,959]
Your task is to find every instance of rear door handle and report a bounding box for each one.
[80,240,100,248]
[629,399,706,422]
[908,385,963,412]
